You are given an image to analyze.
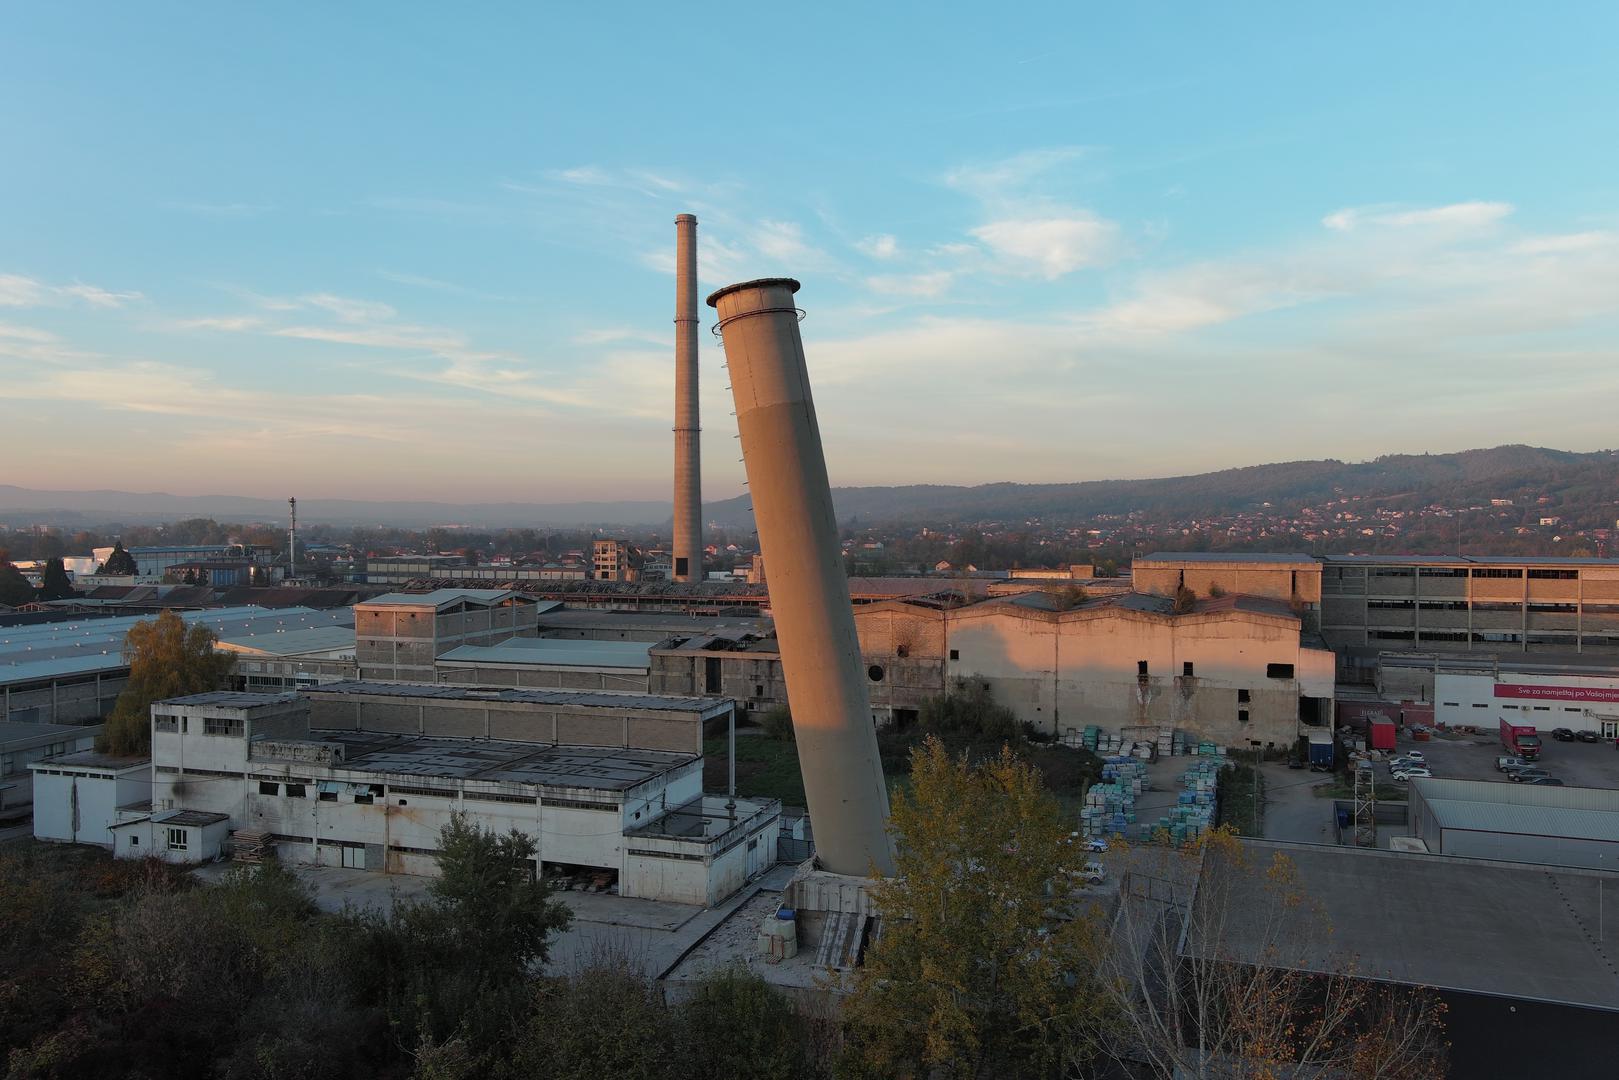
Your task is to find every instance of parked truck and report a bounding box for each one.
[1500,719,1542,762]
[1308,730,1335,770]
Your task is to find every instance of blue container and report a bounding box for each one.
[776,907,797,921]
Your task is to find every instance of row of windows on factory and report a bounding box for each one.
[1367,600,1589,612]
[247,777,615,812]
[1133,660,1295,680]
[1357,567,1579,580]
[1371,630,1590,644]
[152,715,244,736]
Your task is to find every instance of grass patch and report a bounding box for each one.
[703,736,807,807]
[702,732,1103,812]
[1309,774,1407,803]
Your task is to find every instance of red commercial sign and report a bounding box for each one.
[1493,684,1619,703]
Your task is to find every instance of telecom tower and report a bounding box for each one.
[287,497,297,581]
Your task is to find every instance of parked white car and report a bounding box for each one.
[1392,766,1433,782]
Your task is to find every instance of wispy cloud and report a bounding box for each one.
[866,271,955,298]
[0,273,143,309]
[856,234,900,259]
[1322,201,1513,232]
[943,147,1091,203]
[971,214,1119,279]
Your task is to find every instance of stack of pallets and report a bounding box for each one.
[231,829,275,864]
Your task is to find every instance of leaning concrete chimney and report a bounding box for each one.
[672,214,702,583]
[707,278,895,877]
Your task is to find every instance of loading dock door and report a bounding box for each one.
[341,845,365,869]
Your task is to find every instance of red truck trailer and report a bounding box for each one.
[1368,718,1396,751]
[1500,720,1542,761]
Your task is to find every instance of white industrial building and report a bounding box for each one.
[31,684,778,906]
[29,750,151,847]
[1410,777,1619,870]
[1435,671,1619,739]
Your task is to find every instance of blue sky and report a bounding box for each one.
[3,3,1617,503]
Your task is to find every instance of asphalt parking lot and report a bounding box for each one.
[1381,728,1619,789]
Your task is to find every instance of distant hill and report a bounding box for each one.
[4,446,1615,530]
[0,487,673,529]
[706,445,1619,527]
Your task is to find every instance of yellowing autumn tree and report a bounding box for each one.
[839,736,1112,1079]
[99,610,236,755]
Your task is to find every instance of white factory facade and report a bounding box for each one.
[1435,670,1619,739]
[34,684,778,907]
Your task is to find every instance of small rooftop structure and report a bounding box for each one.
[437,637,652,671]
[360,588,542,611]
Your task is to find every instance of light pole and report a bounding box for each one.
[1249,739,1263,835]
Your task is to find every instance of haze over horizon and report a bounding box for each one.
[5,4,1618,502]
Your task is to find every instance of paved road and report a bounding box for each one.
[1260,763,1336,844]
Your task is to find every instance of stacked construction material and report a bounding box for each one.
[1080,756,1147,840]
[231,829,275,864]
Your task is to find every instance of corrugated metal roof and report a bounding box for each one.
[359,588,532,609]
[1413,776,1619,813]
[0,720,99,747]
[1424,798,1619,843]
[0,606,353,688]
[216,624,355,656]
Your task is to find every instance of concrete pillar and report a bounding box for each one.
[672,214,703,583]
[707,277,895,877]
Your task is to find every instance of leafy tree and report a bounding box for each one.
[1096,832,1448,1079]
[99,540,139,575]
[502,955,678,1080]
[840,737,1112,1079]
[429,812,571,980]
[917,680,1021,743]
[0,552,33,607]
[679,969,815,1080]
[38,556,76,601]
[761,704,796,742]
[99,610,237,754]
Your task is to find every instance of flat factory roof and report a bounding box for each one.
[303,679,731,715]
[158,691,302,710]
[1135,551,1318,565]
[33,748,150,771]
[312,729,695,790]
[437,637,652,670]
[1325,554,1619,567]
[1223,840,1619,1010]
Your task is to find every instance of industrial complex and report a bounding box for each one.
[7,222,1619,1080]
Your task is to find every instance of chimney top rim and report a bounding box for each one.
[706,277,801,308]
